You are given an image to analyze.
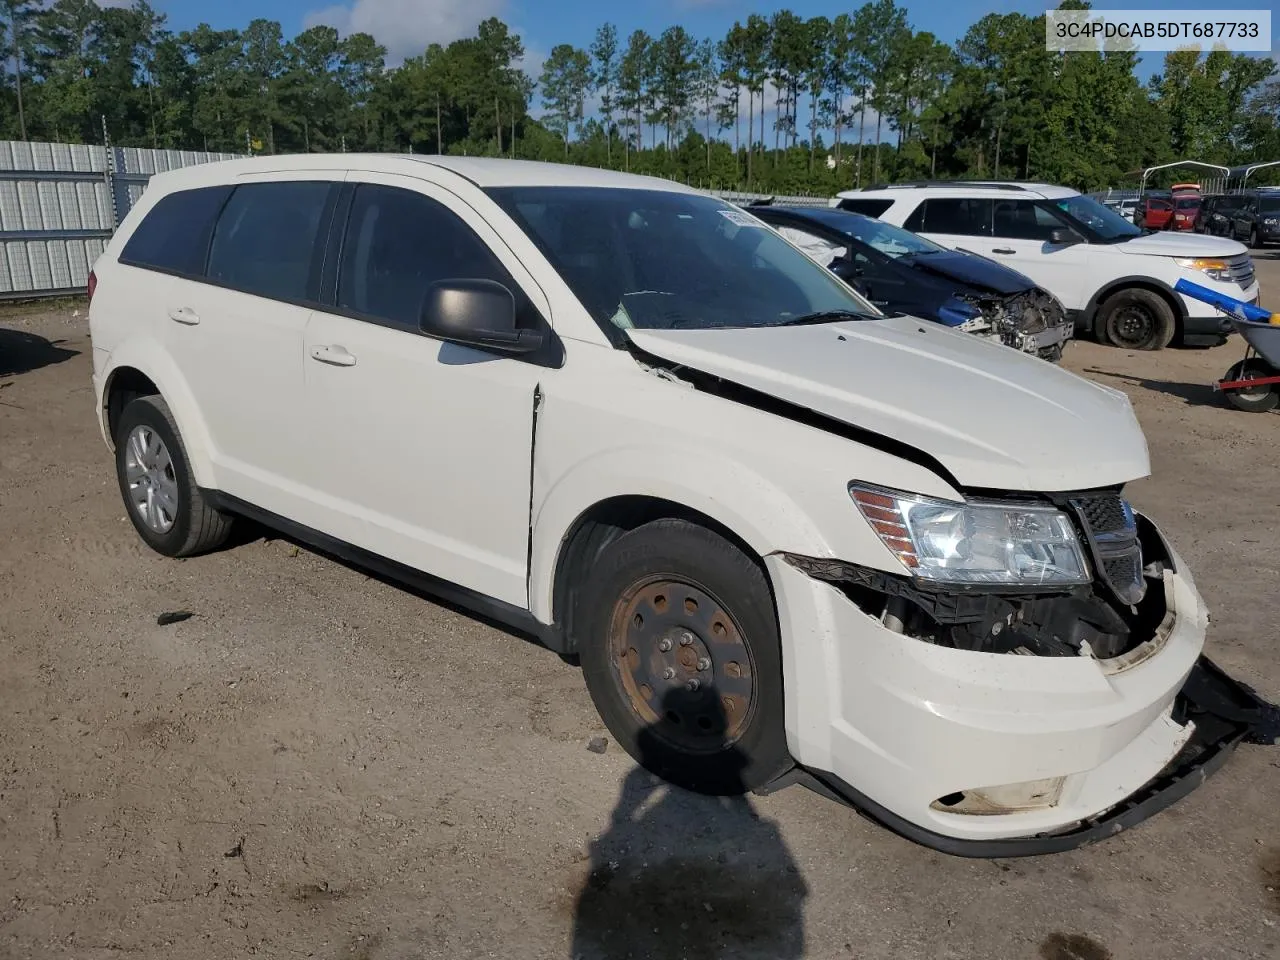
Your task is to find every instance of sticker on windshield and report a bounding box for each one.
[718,209,763,227]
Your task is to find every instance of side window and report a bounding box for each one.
[992,199,1066,241]
[1151,199,1172,212]
[902,202,924,232]
[119,185,231,276]
[338,184,534,331]
[836,198,893,218]
[206,181,332,302]
[918,198,993,236]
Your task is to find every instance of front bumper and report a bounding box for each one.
[762,519,1268,854]
[784,656,1265,857]
[1179,281,1260,345]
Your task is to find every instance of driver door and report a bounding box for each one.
[298,175,556,607]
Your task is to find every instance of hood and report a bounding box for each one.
[904,250,1034,297]
[626,315,1149,493]
[1115,231,1248,257]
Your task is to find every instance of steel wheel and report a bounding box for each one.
[123,423,179,533]
[1111,304,1156,348]
[1223,358,1280,412]
[608,577,756,753]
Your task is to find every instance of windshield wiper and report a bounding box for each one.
[775,309,873,326]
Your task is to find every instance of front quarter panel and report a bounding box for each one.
[528,343,962,764]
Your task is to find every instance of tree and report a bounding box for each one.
[590,23,619,164]
[539,43,590,154]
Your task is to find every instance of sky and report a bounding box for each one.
[152,0,1277,86]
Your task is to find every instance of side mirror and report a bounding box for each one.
[1047,228,1081,246]
[419,278,544,355]
[828,257,860,281]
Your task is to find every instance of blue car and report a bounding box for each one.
[748,203,1073,362]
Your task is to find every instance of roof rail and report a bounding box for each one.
[854,180,1034,192]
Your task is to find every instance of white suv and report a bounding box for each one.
[89,155,1265,855]
[832,181,1259,350]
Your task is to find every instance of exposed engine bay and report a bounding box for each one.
[952,288,1074,363]
[784,493,1170,662]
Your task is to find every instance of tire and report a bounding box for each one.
[114,395,234,557]
[1223,358,1280,413]
[1095,288,1176,351]
[576,518,791,795]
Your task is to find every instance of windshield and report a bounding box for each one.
[1048,194,1141,241]
[486,187,878,334]
[1175,197,1200,210]
[1260,196,1280,213]
[832,214,947,258]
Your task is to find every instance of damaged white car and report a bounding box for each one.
[89,156,1272,856]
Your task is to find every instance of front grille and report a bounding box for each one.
[1226,254,1255,288]
[1069,495,1146,606]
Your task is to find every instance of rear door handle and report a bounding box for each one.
[310,344,357,367]
[991,248,1016,255]
[168,306,200,325]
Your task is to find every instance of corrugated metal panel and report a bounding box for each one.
[0,139,242,297]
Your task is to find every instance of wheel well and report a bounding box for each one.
[549,496,767,656]
[105,367,159,443]
[1091,281,1185,339]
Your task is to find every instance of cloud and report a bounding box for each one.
[304,0,508,63]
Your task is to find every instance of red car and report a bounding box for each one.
[1171,195,1201,231]
[1134,194,1173,230]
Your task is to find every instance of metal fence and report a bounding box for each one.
[0,139,835,301]
[0,140,238,300]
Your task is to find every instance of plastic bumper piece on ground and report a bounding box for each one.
[772,656,1271,858]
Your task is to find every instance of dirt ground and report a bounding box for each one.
[2,256,1279,960]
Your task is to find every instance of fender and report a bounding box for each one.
[530,444,850,625]
[100,340,219,489]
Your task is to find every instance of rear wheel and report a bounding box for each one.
[1223,358,1279,413]
[1096,288,1176,351]
[576,519,790,795]
[114,395,234,556]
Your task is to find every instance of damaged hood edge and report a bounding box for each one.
[626,316,1151,493]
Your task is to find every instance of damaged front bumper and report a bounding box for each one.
[761,515,1274,857]
[768,656,1272,858]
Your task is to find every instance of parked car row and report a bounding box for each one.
[830,180,1257,351]
[1193,190,1280,248]
[87,155,1268,859]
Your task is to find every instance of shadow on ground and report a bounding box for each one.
[1084,367,1227,408]
[0,326,79,377]
[569,691,807,960]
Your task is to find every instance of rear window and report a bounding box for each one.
[836,198,893,218]
[206,181,333,303]
[118,186,231,275]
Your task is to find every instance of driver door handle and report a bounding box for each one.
[168,306,200,325]
[310,344,357,367]
[991,248,1016,255]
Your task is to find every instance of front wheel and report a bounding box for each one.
[576,519,791,795]
[1096,288,1176,351]
[1223,358,1279,412]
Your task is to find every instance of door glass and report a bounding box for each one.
[338,184,527,330]
[207,181,332,302]
[119,185,232,276]
[919,198,993,236]
[992,200,1067,241]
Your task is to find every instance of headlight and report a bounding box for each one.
[849,483,1090,586]
[1174,257,1231,282]
[1265,218,1278,226]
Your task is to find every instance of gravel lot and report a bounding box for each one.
[2,254,1279,960]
